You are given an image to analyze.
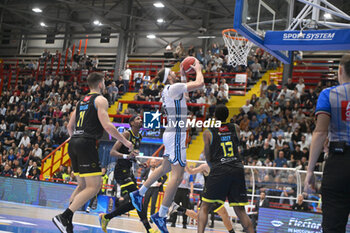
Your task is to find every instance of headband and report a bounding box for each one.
[162,68,171,84]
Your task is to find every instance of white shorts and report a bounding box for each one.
[163,131,187,167]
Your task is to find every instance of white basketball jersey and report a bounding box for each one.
[162,84,188,133]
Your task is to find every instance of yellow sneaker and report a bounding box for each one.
[149,228,160,233]
[99,213,110,233]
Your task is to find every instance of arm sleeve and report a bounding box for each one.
[189,174,194,183]
[168,83,188,100]
[315,88,331,116]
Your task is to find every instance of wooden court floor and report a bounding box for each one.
[0,201,244,232]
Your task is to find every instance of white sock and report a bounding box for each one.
[139,186,148,197]
[159,205,169,218]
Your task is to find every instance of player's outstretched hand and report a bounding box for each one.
[190,58,201,73]
[125,140,134,152]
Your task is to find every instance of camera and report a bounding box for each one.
[198,27,207,33]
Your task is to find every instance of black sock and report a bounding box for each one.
[141,219,151,232]
[177,206,187,214]
[229,229,236,233]
[62,208,73,221]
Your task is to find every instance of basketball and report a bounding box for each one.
[181,56,197,74]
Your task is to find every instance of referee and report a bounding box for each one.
[305,54,350,233]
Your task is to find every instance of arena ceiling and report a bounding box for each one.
[0,0,349,43]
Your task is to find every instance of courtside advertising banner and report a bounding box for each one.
[265,29,350,51]
[257,207,350,233]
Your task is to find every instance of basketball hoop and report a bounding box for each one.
[222,29,253,67]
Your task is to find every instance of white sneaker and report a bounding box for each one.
[86,207,90,213]
[168,202,180,216]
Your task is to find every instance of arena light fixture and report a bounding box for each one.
[197,35,216,39]
[32,8,42,13]
[147,34,156,39]
[93,20,102,26]
[247,16,251,20]
[153,2,165,8]
[324,13,332,19]
[157,18,164,23]
[40,22,47,27]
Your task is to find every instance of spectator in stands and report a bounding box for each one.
[92,56,99,70]
[134,74,143,92]
[240,115,250,130]
[122,65,132,93]
[143,71,151,86]
[295,78,305,93]
[257,108,268,124]
[258,92,270,107]
[174,42,185,60]
[251,191,270,229]
[298,135,310,150]
[250,94,258,106]
[220,79,229,97]
[43,137,53,156]
[217,86,229,104]
[116,75,125,96]
[267,79,278,100]
[53,165,65,182]
[274,151,287,167]
[4,131,17,149]
[278,86,293,100]
[258,141,274,161]
[108,82,119,105]
[292,194,309,212]
[250,58,262,80]
[280,174,296,205]
[14,167,26,179]
[32,143,43,160]
[188,45,195,56]
[286,78,295,90]
[265,133,276,150]
[31,168,40,180]
[196,48,205,64]
[242,99,253,114]
[165,43,174,51]
[18,133,30,148]
[210,79,219,96]
[211,43,220,55]
[249,115,259,130]
[1,164,13,177]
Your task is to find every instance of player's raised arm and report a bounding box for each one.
[183,59,204,92]
[95,96,133,150]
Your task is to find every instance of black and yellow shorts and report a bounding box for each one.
[116,174,137,196]
[202,165,248,207]
[68,137,101,177]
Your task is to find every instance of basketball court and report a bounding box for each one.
[0,201,236,233]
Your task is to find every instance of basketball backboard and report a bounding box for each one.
[234,0,350,64]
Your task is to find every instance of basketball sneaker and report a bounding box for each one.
[151,212,169,233]
[99,213,110,233]
[130,190,143,212]
[168,202,180,215]
[52,214,73,233]
[149,228,160,233]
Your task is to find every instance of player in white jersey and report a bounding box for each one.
[162,79,188,167]
[130,59,204,233]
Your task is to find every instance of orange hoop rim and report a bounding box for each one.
[222,29,249,42]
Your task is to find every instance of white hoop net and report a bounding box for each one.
[222,29,253,67]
